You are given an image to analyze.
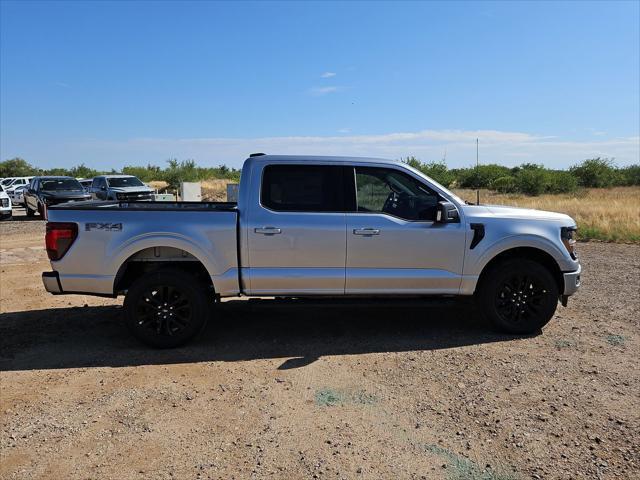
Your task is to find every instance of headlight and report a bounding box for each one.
[561,226,577,259]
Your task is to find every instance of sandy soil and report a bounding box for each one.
[1,208,639,479]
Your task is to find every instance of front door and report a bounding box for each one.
[245,164,348,295]
[346,166,466,294]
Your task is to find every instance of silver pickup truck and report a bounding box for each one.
[42,154,581,347]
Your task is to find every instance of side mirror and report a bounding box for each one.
[436,201,459,223]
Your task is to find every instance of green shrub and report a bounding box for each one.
[122,164,162,182]
[491,175,517,193]
[0,158,39,177]
[457,164,512,189]
[546,171,578,193]
[570,157,617,187]
[515,167,547,195]
[618,164,640,186]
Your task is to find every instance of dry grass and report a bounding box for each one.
[453,187,640,243]
[147,179,235,201]
[201,179,235,201]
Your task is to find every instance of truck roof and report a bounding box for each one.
[97,174,138,178]
[244,154,400,166]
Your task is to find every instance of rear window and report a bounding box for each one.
[261,165,345,212]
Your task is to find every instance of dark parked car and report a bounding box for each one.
[24,176,92,217]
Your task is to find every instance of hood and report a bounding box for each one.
[0,191,9,199]
[463,204,575,224]
[109,186,154,193]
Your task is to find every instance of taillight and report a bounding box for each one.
[45,222,78,261]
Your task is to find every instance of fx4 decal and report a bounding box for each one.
[85,222,123,232]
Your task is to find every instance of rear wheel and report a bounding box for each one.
[123,269,211,348]
[476,258,558,334]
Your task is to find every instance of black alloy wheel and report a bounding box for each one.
[476,258,559,334]
[124,269,211,348]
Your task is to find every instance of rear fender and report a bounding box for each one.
[109,232,238,296]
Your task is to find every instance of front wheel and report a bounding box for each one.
[123,269,211,348]
[476,258,559,334]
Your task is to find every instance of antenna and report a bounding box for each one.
[476,138,480,205]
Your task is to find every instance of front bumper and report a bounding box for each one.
[562,263,581,296]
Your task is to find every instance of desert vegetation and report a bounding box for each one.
[2,156,639,243]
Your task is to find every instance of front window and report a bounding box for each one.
[40,178,83,191]
[107,177,144,188]
[354,167,440,221]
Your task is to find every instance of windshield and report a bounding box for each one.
[107,177,144,188]
[41,178,83,191]
[1,178,15,187]
[401,163,466,205]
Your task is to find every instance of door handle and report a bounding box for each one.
[255,227,282,235]
[353,228,380,236]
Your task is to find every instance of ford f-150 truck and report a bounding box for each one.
[42,154,581,347]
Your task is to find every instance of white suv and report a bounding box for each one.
[2,177,33,194]
[0,184,12,220]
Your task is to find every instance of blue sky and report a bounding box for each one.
[1,0,638,170]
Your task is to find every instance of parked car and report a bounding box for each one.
[24,176,92,217]
[89,175,154,201]
[0,184,12,220]
[1,176,33,192]
[42,154,581,348]
[8,184,29,206]
[78,179,94,191]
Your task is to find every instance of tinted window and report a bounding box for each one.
[354,167,439,221]
[261,165,345,212]
[40,178,83,191]
[108,177,144,187]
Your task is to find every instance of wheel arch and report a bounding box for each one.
[476,246,564,294]
[113,246,215,295]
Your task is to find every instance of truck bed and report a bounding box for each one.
[48,200,237,211]
[44,201,241,297]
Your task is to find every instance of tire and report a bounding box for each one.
[476,258,558,334]
[123,269,211,348]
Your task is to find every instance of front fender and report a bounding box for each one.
[466,233,571,278]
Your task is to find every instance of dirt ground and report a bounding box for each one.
[1,208,639,480]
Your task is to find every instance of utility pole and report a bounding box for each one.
[476,138,480,205]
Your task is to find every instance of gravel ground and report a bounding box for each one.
[1,210,639,480]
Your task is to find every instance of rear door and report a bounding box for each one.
[245,163,348,295]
